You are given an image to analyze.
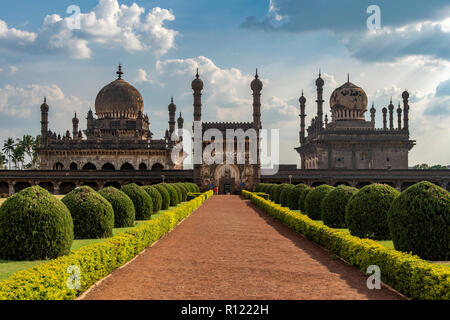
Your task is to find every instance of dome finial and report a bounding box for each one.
[44,96,47,103]
[319,68,321,77]
[171,96,174,104]
[347,73,350,83]
[117,64,123,79]
[255,68,259,79]
[196,68,199,79]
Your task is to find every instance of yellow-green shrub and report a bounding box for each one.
[0,190,213,300]
[242,190,450,300]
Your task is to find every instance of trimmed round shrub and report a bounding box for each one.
[99,187,135,228]
[268,184,278,202]
[171,184,183,202]
[181,183,194,193]
[321,185,358,228]
[121,183,153,220]
[345,184,399,240]
[387,181,450,260]
[298,187,312,213]
[154,184,171,210]
[280,184,295,207]
[0,186,74,260]
[62,186,114,239]
[272,184,284,204]
[187,183,200,193]
[287,184,309,210]
[304,185,334,219]
[161,183,179,206]
[174,183,187,202]
[142,185,162,213]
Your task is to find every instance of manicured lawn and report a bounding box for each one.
[0,203,185,281]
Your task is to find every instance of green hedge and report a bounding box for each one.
[0,190,214,300]
[254,192,269,200]
[161,183,179,206]
[98,187,135,228]
[62,186,114,239]
[121,184,153,220]
[153,184,170,210]
[242,190,450,300]
[388,181,450,261]
[141,186,163,214]
[321,185,358,228]
[345,184,399,240]
[298,187,311,213]
[0,186,74,261]
[287,184,309,210]
[304,185,334,219]
[279,184,295,207]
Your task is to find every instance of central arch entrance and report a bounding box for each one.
[214,164,240,195]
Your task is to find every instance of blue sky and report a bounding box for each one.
[1,0,450,166]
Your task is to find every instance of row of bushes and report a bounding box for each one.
[243,190,450,300]
[0,182,200,261]
[0,189,213,300]
[255,182,449,261]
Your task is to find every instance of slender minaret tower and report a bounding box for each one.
[370,102,376,127]
[40,97,49,146]
[72,113,79,139]
[192,69,204,122]
[177,112,184,142]
[388,98,394,130]
[87,107,94,131]
[299,90,306,145]
[402,90,409,132]
[251,69,263,130]
[382,107,387,130]
[168,97,176,137]
[315,70,324,127]
[397,102,402,130]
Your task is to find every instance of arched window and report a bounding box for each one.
[120,163,134,171]
[151,163,164,172]
[69,163,78,171]
[102,163,115,171]
[53,162,64,170]
[82,163,97,170]
[139,163,147,171]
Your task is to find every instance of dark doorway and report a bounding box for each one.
[151,163,164,172]
[14,182,31,193]
[60,182,76,194]
[120,163,134,171]
[83,182,99,191]
[39,182,54,193]
[0,181,9,195]
[53,162,64,170]
[104,181,121,189]
[69,162,78,171]
[139,163,147,171]
[102,163,115,171]
[82,163,97,170]
[223,183,231,194]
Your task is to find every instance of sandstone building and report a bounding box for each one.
[296,73,415,170]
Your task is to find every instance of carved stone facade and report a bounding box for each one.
[191,70,262,193]
[37,65,184,173]
[296,74,415,170]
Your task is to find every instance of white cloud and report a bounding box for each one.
[0,0,178,59]
[135,68,153,83]
[9,66,17,73]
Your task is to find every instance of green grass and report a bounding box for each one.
[0,203,185,281]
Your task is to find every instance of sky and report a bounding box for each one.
[0,0,450,166]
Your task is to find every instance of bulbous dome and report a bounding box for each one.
[329,81,368,121]
[40,97,49,113]
[191,69,204,91]
[402,90,409,100]
[251,69,263,92]
[95,66,144,119]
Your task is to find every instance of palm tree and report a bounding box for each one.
[2,138,15,170]
[0,153,6,169]
[12,144,24,170]
[31,135,41,169]
[19,135,35,168]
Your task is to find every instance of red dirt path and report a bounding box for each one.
[81,195,404,300]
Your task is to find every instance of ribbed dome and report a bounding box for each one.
[329,81,368,121]
[95,66,144,119]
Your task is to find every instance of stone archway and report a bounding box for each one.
[60,182,76,194]
[83,163,97,170]
[121,163,135,171]
[214,164,240,194]
[39,182,54,193]
[14,182,31,193]
[102,163,116,171]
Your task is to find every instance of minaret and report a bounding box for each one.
[40,97,49,146]
[315,70,324,128]
[87,107,94,131]
[299,90,306,145]
[168,97,176,137]
[177,112,184,142]
[251,69,263,130]
[397,102,402,130]
[388,98,394,130]
[402,90,409,132]
[192,69,204,122]
[72,112,79,139]
[382,107,387,130]
[370,102,376,127]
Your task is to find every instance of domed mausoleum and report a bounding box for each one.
[36,65,185,180]
[296,73,415,170]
